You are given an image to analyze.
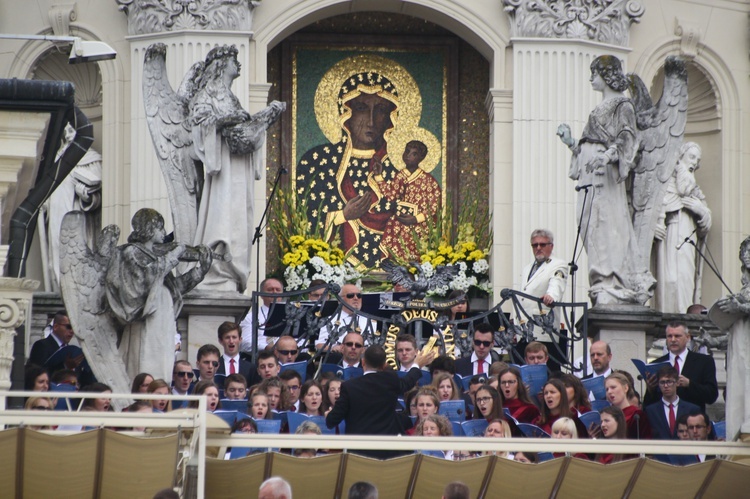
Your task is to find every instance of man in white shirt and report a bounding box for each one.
[316,284,374,351]
[240,278,284,353]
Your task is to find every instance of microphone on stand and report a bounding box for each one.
[634,413,641,440]
[575,184,594,192]
[676,228,698,250]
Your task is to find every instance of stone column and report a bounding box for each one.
[0,278,38,409]
[503,0,645,363]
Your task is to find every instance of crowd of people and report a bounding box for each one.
[21,229,721,468]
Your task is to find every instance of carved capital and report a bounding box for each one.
[674,17,703,60]
[48,3,78,37]
[0,277,38,386]
[116,0,261,35]
[503,0,644,46]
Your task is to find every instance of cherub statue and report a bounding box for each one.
[557,55,688,306]
[60,208,212,394]
[143,43,286,293]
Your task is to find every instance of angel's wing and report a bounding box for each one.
[143,43,200,244]
[59,212,132,408]
[381,260,414,290]
[629,56,689,270]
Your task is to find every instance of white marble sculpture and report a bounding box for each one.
[142,43,285,293]
[714,236,750,439]
[60,208,212,389]
[557,55,688,306]
[38,124,102,292]
[653,142,712,313]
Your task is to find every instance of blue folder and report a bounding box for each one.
[581,376,606,401]
[438,400,467,422]
[219,399,248,413]
[280,360,309,382]
[397,369,432,387]
[320,363,363,380]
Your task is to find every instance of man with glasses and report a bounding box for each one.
[455,324,499,376]
[196,344,221,381]
[686,411,716,461]
[644,321,718,412]
[172,360,195,395]
[645,366,700,439]
[316,284,374,352]
[280,370,302,410]
[339,332,365,368]
[516,229,568,371]
[28,310,77,370]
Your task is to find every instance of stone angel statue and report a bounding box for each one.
[60,208,212,398]
[143,43,286,293]
[557,55,688,306]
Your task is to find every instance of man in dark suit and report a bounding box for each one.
[643,321,718,412]
[455,323,500,377]
[216,321,257,384]
[27,311,78,371]
[325,344,436,459]
[645,366,700,439]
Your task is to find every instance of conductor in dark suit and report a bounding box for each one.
[325,345,436,459]
[643,321,718,412]
[27,311,76,372]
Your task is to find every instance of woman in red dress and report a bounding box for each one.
[498,367,540,423]
[605,372,651,440]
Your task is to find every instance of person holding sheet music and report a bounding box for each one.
[498,367,540,424]
[298,380,325,416]
[605,372,651,440]
[455,324,500,377]
[239,278,285,353]
[644,366,700,440]
[643,321,718,412]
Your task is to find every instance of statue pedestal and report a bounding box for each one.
[587,304,662,387]
[180,291,251,360]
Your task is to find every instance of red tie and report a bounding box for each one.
[478,360,484,374]
[674,357,680,374]
[230,358,236,374]
[668,403,676,435]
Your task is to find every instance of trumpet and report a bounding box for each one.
[153,242,231,263]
